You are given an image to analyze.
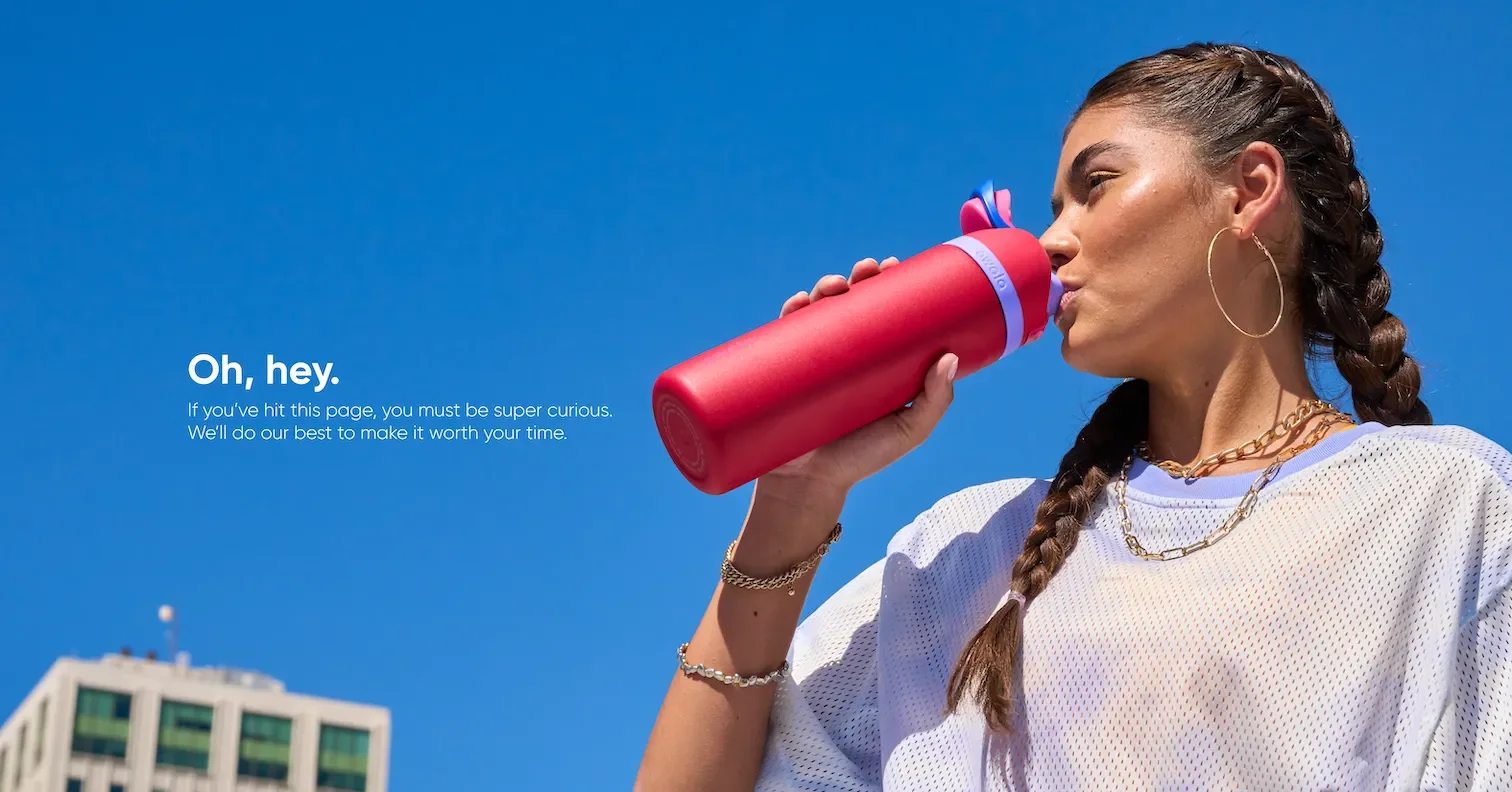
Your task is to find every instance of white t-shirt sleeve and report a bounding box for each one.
[1414,425,1512,790]
[755,558,886,792]
[1419,582,1512,790]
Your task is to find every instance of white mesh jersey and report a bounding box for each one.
[754,423,1512,791]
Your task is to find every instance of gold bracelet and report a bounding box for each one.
[677,643,787,688]
[720,522,842,596]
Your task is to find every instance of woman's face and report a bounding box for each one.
[1042,103,1261,380]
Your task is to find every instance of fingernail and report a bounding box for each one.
[945,357,959,381]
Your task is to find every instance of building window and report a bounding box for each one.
[156,700,212,772]
[66,780,81,792]
[72,687,131,759]
[36,698,48,765]
[236,713,290,782]
[316,725,369,791]
[109,785,124,792]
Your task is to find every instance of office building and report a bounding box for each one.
[0,651,389,792]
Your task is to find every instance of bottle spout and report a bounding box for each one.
[1047,272,1066,319]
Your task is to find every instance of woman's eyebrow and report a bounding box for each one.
[1050,139,1130,217]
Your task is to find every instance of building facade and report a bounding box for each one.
[0,653,389,792]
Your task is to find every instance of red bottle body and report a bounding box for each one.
[653,227,1053,495]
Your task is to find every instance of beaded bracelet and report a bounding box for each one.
[677,643,788,688]
[721,521,842,596]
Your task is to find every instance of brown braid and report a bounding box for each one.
[947,43,1431,734]
[945,378,1148,733]
[1231,49,1434,425]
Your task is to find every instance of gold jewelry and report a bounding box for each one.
[721,522,842,596]
[1136,399,1340,481]
[1207,226,1284,339]
[677,643,787,687]
[1117,412,1355,561]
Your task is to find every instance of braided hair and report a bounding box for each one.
[945,43,1432,734]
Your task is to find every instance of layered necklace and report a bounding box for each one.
[1115,399,1356,561]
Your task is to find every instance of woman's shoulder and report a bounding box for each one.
[1354,423,1512,613]
[790,477,1052,673]
[803,477,1049,627]
[884,477,1051,558]
[1356,422,1512,491]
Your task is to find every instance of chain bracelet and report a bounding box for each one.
[676,643,787,688]
[721,522,842,596]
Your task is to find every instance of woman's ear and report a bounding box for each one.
[1229,140,1288,240]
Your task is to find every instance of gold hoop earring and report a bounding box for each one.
[1207,226,1284,339]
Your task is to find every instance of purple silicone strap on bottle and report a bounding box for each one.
[944,235,1025,357]
[1047,273,1065,319]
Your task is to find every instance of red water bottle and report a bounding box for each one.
[652,181,1062,495]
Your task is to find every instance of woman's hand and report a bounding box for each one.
[758,256,959,501]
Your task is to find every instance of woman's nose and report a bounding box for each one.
[1039,226,1078,272]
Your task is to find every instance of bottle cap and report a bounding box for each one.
[959,179,1060,343]
[960,179,1013,233]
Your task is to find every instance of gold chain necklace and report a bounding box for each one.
[1117,403,1355,562]
[1136,398,1337,481]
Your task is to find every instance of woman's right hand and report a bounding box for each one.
[757,256,960,501]
[638,257,954,792]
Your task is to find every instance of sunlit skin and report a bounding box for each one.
[751,103,1350,486]
[1043,104,1353,470]
[634,100,1365,792]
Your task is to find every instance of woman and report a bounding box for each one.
[636,43,1511,791]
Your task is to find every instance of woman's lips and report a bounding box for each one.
[1057,288,1078,318]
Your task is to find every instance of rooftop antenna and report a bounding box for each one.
[159,605,178,659]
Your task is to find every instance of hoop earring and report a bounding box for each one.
[1207,226,1284,339]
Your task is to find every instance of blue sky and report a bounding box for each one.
[2,1,1508,789]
